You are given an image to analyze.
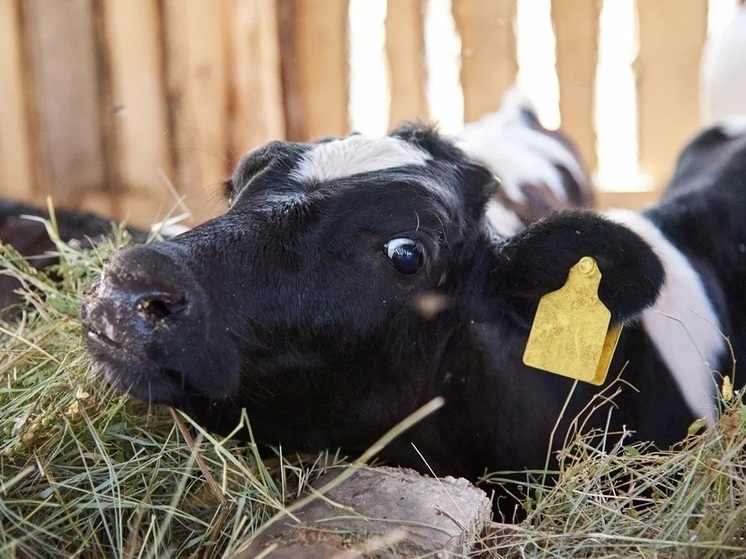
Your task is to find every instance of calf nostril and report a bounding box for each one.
[136,294,188,324]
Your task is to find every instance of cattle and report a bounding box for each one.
[0,199,185,319]
[81,115,745,514]
[458,88,594,235]
[0,200,137,319]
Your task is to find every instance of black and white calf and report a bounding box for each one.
[82,119,744,500]
[458,89,594,235]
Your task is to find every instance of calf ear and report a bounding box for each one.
[230,141,310,200]
[489,211,664,328]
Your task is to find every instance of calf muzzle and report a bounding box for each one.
[81,244,221,403]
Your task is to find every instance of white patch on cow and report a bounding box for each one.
[457,88,586,204]
[292,135,431,184]
[719,114,746,137]
[484,199,523,237]
[606,209,725,425]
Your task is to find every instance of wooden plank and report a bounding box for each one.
[278,0,350,141]
[24,0,108,212]
[227,0,286,160]
[635,0,708,188]
[552,0,601,173]
[0,0,35,203]
[164,0,229,225]
[238,467,492,558]
[101,0,175,228]
[595,189,660,211]
[385,0,428,129]
[452,0,517,123]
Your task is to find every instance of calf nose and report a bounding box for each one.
[84,245,203,345]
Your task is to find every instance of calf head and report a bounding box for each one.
[82,124,664,463]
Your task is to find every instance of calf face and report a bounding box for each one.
[82,125,663,477]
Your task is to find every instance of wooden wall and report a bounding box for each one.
[0,0,717,227]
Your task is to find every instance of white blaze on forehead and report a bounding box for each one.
[292,135,432,183]
[606,210,725,425]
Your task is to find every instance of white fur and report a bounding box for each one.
[700,6,746,125]
[457,88,586,204]
[292,135,431,183]
[607,210,725,425]
[720,115,746,137]
[484,199,523,237]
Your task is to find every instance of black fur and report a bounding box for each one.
[81,123,745,513]
[0,200,145,318]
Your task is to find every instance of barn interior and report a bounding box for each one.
[1,1,745,557]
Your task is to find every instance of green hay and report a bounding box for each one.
[1,219,745,558]
[0,226,338,558]
[481,386,746,557]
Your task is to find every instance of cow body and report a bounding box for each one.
[459,89,594,236]
[0,200,147,319]
[82,118,744,509]
[0,199,189,319]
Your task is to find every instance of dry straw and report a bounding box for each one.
[1,219,744,558]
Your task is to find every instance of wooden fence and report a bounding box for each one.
[0,0,720,227]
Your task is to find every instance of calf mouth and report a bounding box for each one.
[82,284,241,407]
[83,328,183,405]
[81,293,186,405]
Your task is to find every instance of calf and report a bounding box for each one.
[82,120,743,505]
[458,89,594,235]
[0,200,144,319]
[0,199,186,318]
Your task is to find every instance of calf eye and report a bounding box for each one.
[385,238,424,274]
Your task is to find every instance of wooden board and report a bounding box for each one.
[164,0,229,225]
[228,0,286,159]
[278,0,350,141]
[635,0,708,188]
[238,467,492,558]
[552,0,601,173]
[595,189,661,211]
[24,0,108,212]
[385,0,428,129]
[0,0,35,203]
[101,0,175,228]
[452,0,517,123]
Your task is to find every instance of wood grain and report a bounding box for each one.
[452,0,517,122]
[635,0,708,188]
[228,0,286,159]
[552,0,601,173]
[0,0,35,202]
[164,0,229,225]
[278,0,350,141]
[102,0,175,227]
[385,0,428,128]
[24,0,107,209]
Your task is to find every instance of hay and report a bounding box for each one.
[0,226,338,558]
[1,222,744,558]
[481,386,746,557]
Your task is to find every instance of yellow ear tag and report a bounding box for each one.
[522,256,622,385]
